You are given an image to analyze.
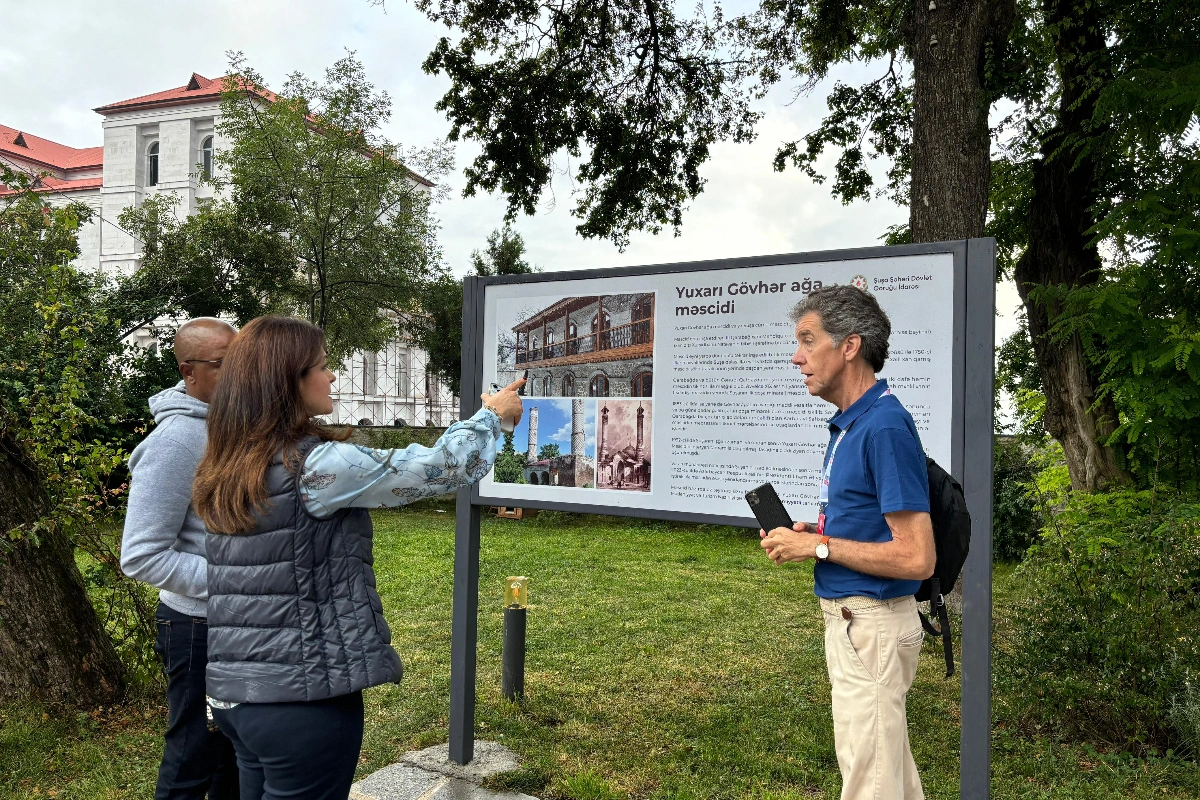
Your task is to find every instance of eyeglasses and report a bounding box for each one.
[183,359,224,368]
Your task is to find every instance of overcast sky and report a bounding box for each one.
[2,0,1020,346]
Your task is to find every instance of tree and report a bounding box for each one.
[493,430,528,483]
[538,443,561,460]
[988,0,1200,489]
[116,194,297,333]
[410,225,538,395]
[415,0,1013,245]
[0,166,128,707]
[201,52,454,361]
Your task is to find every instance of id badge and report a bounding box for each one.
[817,503,827,536]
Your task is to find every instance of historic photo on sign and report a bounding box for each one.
[596,400,652,492]
[495,398,597,488]
[495,293,655,398]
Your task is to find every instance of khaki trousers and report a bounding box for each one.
[821,595,925,800]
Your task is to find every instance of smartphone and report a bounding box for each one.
[745,482,794,534]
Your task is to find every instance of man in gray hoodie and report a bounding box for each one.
[121,318,238,800]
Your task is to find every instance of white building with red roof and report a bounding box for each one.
[1,73,457,427]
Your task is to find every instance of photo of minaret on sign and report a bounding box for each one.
[595,400,652,491]
[494,398,597,487]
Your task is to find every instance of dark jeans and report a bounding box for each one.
[212,691,364,800]
[154,602,239,800]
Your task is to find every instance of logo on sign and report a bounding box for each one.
[851,274,869,291]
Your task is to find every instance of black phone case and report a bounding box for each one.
[745,482,794,532]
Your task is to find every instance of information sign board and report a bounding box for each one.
[474,248,964,525]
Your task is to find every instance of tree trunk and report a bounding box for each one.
[906,0,1014,242]
[0,433,126,707]
[1011,0,1131,491]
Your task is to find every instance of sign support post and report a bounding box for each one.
[449,276,484,765]
[960,239,996,799]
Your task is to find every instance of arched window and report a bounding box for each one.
[631,371,653,397]
[568,322,577,339]
[147,142,159,186]
[546,330,555,345]
[633,295,653,321]
[200,136,214,179]
[562,375,574,396]
[589,374,610,397]
[528,472,539,485]
[542,376,550,396]
[591,311,611,333]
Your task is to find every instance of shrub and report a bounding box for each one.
[992,438,1042,561]
[996,489,1200,752]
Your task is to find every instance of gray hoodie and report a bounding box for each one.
[119,382,210,618]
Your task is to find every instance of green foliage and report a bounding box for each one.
[992,438,1042,561]
[1037,261,1200,490]
[211,52,454,360]
[116,194,297,329]
[5,272,128,545]
[420,0,759,247]
[997,489,1200,751]
[538,443,561,460]
[0,167,161,682]
[361,425,448,451]
[995,312,1045,440]
[493,430,527,483]
[469,225,535,277]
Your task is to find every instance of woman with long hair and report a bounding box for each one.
[192,316,523,800]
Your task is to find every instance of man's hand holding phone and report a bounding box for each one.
[760,521,822,565]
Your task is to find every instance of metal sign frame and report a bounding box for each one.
[448,239,995,800]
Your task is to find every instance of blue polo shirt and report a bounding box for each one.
[814,379,930,600]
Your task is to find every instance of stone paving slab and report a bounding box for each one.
[349,742,536,800]
[350,763,443,800]
[401,741,521,782]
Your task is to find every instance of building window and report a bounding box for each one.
[147,142,159,186]
[633,295,653,321]
[562,375,574,396]
[589,374,610,397]
[542,376,550,396]
[200,136,214,179]
[363,351,378,395]
[591,311,611,333]
[631,371,653,397]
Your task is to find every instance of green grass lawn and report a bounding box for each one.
[3,504,1198,799]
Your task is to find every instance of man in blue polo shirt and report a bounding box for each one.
[761,284,935,800]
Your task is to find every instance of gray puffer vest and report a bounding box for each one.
[206,437,403,703]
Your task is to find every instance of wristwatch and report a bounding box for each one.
[815,535,831,562]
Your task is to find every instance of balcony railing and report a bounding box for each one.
[515,318,652,366]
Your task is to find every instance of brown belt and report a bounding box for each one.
[819,595,913,619]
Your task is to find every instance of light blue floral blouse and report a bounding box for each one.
[299,407,502,517]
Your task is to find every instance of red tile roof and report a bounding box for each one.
[94,73,274,115]
[0,175,103,197]
[0,123,103,171]
[95,72,219,113]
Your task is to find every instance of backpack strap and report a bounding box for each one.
[915,576,955,678]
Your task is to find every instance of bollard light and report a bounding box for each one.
[504,576,529,609]
[502,577,529,700]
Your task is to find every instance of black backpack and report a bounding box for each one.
[916,457,971,678]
